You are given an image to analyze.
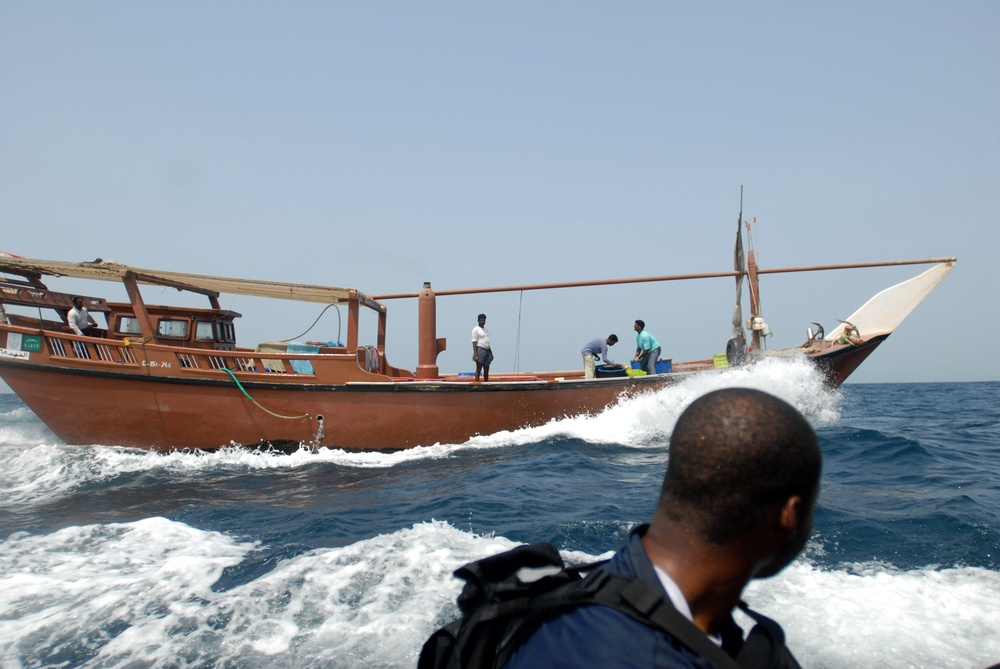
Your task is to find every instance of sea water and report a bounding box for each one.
[1,358,998,669]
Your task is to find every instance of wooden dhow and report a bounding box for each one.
[0,233,955,451]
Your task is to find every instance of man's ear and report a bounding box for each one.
[778,495,802,536]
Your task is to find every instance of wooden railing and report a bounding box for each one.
[30,329,385,378]
[177,351,267,373]
[45,334,137,364]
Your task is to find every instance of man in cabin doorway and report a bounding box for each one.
[633,319,661,375]
[581,334,619,379]
[472,313,494,382]
[68,297,99,337]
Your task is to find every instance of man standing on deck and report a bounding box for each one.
[471,313,493,382]
[505,388,821,668]
[633,319,661,375]
[581,334,619,379]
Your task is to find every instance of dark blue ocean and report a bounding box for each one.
[1,358,998,668]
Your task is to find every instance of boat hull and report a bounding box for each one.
[803,334,888,387]
[0,337,886,451]
[0,361,678,450]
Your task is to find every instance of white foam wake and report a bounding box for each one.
[1,519,997,669]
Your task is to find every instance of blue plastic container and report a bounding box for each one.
[631,359,672,373]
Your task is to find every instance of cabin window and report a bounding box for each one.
[215,321,236,343]
[116,316,143,335]
[157,319,189,339]
[194,321,215,341]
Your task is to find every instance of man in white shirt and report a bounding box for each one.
[471,313,493,382]
[68,297,98,336]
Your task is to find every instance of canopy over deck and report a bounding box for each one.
[0,255,383,311]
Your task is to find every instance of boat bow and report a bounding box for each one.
[824,261,955,342]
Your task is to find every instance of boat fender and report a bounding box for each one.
[726,337,747,367]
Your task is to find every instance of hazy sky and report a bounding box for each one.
[1,2,996,384]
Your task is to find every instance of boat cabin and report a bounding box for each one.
[105,302,242,351]
[1,270,241,351]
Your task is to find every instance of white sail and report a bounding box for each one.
[826,261,955,341]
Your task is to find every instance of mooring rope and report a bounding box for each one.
[220,367,310,420]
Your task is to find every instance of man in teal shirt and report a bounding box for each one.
[633,319,661,375]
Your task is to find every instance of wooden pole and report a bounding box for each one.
[371,257,957,300]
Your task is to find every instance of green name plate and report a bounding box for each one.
[21,334,42,351]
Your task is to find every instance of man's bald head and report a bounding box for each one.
[658,388,822,546]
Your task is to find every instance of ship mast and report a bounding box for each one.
[737,193,769,353]
[732,188,748,353]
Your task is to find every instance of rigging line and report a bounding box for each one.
[515,290,523,373]
[747,217,761,268]
[220,367,310,420]
[281,303,341,343]
[219,293,239,320]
